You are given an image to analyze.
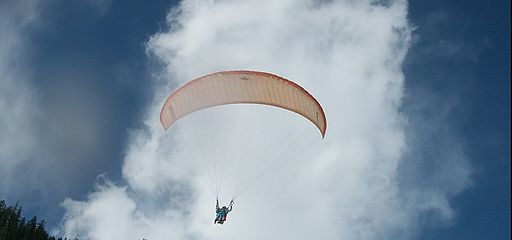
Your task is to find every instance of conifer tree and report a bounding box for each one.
[0,200,78,240]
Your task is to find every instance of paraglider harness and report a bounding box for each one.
[215,199,234,224]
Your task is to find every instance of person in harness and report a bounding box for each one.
[214,199,234,224]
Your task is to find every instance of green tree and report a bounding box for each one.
[0,200,77,240]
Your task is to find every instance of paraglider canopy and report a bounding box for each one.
[160,70,327,138]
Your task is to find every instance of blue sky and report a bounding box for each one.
[0,0,509,239]
[404,1,509,239]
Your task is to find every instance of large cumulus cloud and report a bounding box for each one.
[60,0,471,239]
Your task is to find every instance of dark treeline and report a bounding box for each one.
[0,200,77,240]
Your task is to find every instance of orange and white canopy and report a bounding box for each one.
[160,70,327,138]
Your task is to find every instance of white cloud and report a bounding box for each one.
[60,0,471,239]
[61,177,195,239]
[0,0,112,218]
[0,0,40,190]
